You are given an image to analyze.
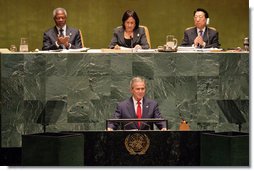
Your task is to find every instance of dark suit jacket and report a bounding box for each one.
[108,97,166,130]
[181,27,220,48]
[108,26,149,49]
[42,26,82,50]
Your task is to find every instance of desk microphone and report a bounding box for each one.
[130,36,133,48]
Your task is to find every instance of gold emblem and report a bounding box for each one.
[124,133,150,155]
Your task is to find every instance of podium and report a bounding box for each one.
[22,131,209,166]
[63,131,210,166]
[106,118,168,130]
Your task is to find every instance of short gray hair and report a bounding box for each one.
[53,7,67,18]
[130,76,146,89]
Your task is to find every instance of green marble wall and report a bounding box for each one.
[1,52,249,147]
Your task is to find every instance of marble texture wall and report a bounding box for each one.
[0,52,249,147]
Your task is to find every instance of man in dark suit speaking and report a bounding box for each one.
[181,8,220,48]
[107,76,167,131]
[42,7,83,50]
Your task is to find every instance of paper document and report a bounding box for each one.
[61,47,90,52]
[37,47,90,53]
[136,49,157,53]
[177,46,223,52]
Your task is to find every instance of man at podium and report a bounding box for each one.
[107,76,167,131]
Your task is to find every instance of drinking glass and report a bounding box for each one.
[166,35,178,49]
[19,37,29,52]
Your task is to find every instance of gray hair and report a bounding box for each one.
[53,7,67,18]
[130,76,146,89]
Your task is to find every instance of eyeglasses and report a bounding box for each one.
[194,15,205,19]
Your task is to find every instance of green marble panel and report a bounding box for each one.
[197,53,219,76]
[132,54,154,80]
[219,53,243,76]
[0,52,249,147]
[154,53,176,77]
[153,76,176,129]
[197,76,219,100]
[175,53,198,76]
[220,75,249,99]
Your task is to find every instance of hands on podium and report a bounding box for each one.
[160,128,167,131]
[107,128,113,131]
[106,127,167,131]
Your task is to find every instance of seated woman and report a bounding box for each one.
[108,10,150,49]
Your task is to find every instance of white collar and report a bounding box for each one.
[56,25,67,31]
[132,97,143,105]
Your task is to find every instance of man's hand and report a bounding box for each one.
[160,128,167,131]
[194,35,205,47]
[57,36,70,47]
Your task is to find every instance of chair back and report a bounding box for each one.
[140,25,151,48]
[79,29,84,48]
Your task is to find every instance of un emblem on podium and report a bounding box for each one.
[124,133,150,155]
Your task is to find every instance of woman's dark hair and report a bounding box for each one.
[122,10,139,30]
[193,8,209,18]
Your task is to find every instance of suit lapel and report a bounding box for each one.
[140,97,150,129]
[131,28,139,47]
[118,27,126,47]
[203,27,208,43]
[142,97,149,118]
[53,26,59,40]
[192,28,198,38]
[66,26,72,38]
[127,97,136,118]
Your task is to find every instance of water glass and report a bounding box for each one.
[19,37,29,52]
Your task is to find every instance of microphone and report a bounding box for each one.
[206,28,209,47]
[179,113,188,124]
[130,36,133,48]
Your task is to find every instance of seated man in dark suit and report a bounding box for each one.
[181,8,220,48]
[42,7,82,50]
[107,76,167,131]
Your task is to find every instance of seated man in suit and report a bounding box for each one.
[181,8,220,48]
[107,76,167,131]
[42,7,82,50]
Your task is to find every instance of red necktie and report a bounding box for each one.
[137,101,142,128]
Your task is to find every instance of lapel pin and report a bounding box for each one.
[146,105,149,108]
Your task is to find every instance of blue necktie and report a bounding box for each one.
[199,30,203,37]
